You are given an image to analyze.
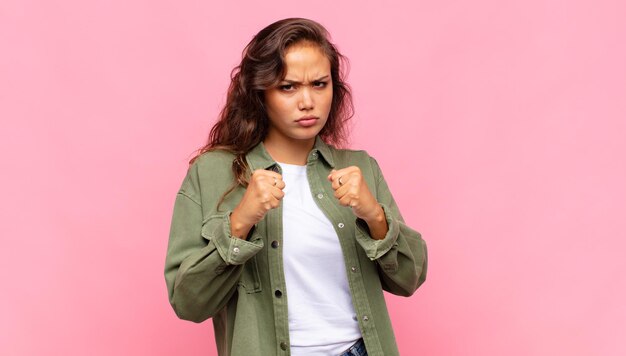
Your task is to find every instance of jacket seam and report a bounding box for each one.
[178,190,201,206]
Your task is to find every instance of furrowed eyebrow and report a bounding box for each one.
[281,75,330,85]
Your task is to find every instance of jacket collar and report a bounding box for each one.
[246,135,336,171]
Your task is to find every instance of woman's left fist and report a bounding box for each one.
[327,166,382,222]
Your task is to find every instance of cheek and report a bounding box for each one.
[323,90,333,110]
[269,96,294,115]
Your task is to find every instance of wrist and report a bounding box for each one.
[362,205,387,240]
[230,209,253,240]
[362,204,385,225]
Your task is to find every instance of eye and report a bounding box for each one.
[313,81,328,88]
[279,84,295,91]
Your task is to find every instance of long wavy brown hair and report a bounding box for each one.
[190,18,354,203]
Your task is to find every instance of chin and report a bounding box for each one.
[289,133,319,141]
[288,128,322,141]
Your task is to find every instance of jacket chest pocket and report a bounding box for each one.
[239,255,262,293]
[200,214,263,293]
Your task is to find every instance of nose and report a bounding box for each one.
[298,87,314,111]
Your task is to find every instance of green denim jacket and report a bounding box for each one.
[165,136,428,356]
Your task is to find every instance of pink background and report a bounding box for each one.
[1,0,625,355]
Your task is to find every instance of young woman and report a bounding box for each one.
[165,18,427,356]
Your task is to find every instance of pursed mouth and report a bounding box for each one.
[296,116,319,122]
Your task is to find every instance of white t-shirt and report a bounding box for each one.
[279,162,362,356]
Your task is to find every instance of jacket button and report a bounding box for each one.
[275,289,282,298]
[232,247,240,254]
[317,193,324,199]
[338,222,345,228]
[363,315,369,322]
[280,341,288,350]
[351,266,357,273]
[271,240,280,248]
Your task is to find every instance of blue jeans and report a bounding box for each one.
[338,338,368,356]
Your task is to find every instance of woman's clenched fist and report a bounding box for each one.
[230,169,285,239]
[327,166,388,240]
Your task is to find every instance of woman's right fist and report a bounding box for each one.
[230,169,285,239]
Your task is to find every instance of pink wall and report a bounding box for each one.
[1,0,625,355]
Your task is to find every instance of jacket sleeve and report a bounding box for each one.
[354,156,428,297]
[164,164,264,323]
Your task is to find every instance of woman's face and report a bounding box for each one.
[264,42,333,146]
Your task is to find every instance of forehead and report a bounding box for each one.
[282,43,331,77]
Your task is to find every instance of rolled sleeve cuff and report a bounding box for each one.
[355,203,400,260]
[201,212,264,265]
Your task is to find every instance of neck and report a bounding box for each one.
[263,135,315,165]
